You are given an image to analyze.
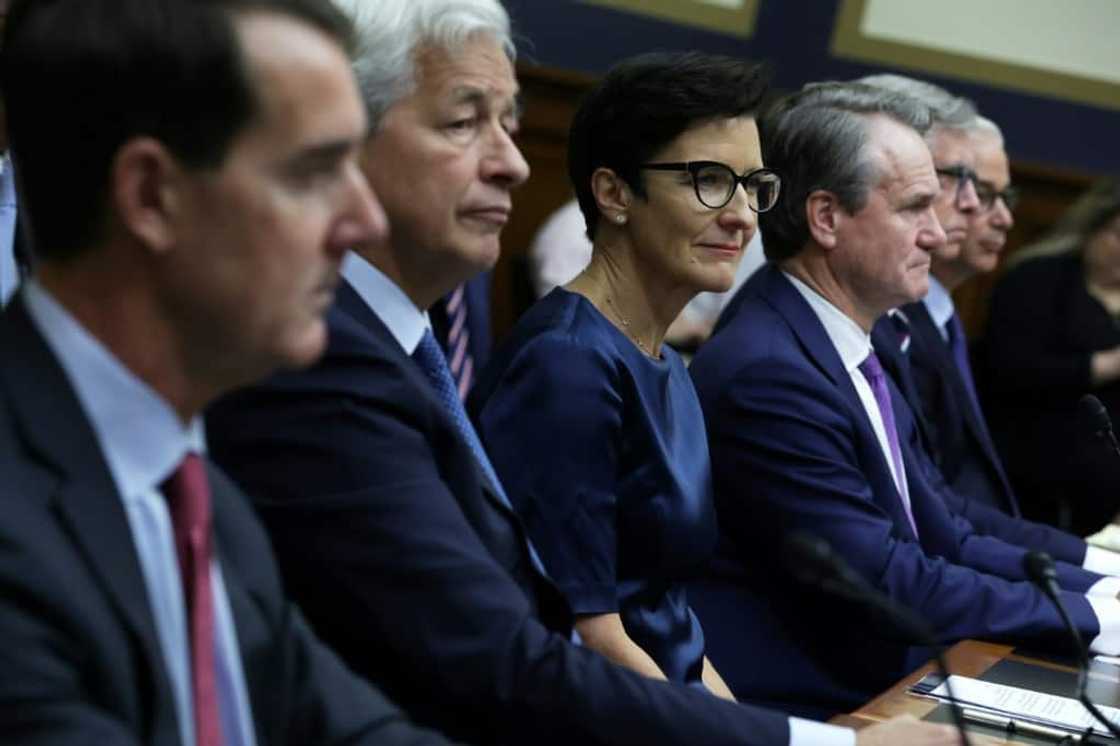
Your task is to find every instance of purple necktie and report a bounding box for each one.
[162,454,225,746]
[946,313,981,411]
[444,284,474,400]
[859,352,919,538]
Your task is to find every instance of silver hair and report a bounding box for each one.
[760,80,932,262]
[857,73,977,132]
[970,115,1004,144]
[331,0,514,128]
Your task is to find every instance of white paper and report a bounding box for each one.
[931,675,1120,736]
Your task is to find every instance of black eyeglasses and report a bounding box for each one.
[935,165,980,207]
[974,179,1020,212]
[936,165,1018,212]
[639,161,781,212]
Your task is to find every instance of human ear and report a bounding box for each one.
[111,137,186,255]
[590,167,633,225]
[805,189,840,250]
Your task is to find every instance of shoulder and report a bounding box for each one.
[475,291,624,404]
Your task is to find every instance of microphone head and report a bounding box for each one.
[1079,394,1113,439]
[1023,551,1058,586]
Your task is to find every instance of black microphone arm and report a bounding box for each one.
[784,533,972,746]
[1079,394,1120,459]
[1023,551,1120,740]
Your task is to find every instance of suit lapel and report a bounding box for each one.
[908,303,1016,509]
[757,269,918,538]
[334,281,523,523]
[0,297,173,717]
[755,266,850,388]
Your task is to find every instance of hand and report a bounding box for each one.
[855,714,1001,745]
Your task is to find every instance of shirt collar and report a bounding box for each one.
[923,275,955,335]
[784,271,872,374]
[340,251,430,355]
[22,280,204,501]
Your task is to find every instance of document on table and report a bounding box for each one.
[928,675,1120,738]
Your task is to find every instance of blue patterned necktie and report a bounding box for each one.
[859,351,919,538]
[412,329,547,575]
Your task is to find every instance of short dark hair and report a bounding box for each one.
[2,0,354,261]
[567,51,768,241]
[758,81,931,263]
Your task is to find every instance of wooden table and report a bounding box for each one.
[833,639,1098,744]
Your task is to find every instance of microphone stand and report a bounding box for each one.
[786,533,972,746]
[1024,551,1120,741]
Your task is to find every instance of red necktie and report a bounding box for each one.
[162,453,224,746]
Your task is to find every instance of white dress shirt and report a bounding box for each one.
[0,155,20,305]
[23,280,257,746]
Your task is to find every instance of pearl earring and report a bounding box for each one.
[616,214,626,224]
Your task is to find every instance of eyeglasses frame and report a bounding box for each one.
[639,161,781,212]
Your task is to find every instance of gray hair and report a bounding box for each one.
[970,115,1004,144]
[759,81,932,262]
[857,73,977,133]
[331,0,514,128]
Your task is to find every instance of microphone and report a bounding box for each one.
[1079,394,1120,458]
[1022,551,1120,739]
[785,533,971,746]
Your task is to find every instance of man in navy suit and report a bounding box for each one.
[689,80,1120,718]
[857,77,1118,567]
[206,2,961,745]
[0,0,445,743]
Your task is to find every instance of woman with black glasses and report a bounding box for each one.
[469,52,778,696]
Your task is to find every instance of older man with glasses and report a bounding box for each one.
[898,115,1024,515]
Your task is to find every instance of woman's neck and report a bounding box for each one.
[565,239,691,357]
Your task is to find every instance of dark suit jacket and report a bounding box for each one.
[207,280,793,746]
[0,297,443,745]
[900,301,1019,515]
[688,265,1102,717]
[870,313,1087,565]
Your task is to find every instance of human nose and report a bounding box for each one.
[480,123,530,188]
[991,197,1014,231]
[956,175,981,212]
[331,161,388,257]
[719,182,758,235]
[919,207,947,251]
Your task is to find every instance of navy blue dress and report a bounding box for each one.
[470,287,716,685]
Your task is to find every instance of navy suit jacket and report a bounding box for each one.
[688,265,1102,717]
[901,301,1020,514]
[207,279,792,746]
[0,297,441,745]
[871,312,1087,564]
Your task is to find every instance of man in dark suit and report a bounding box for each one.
[689,80,1120,717]
[856,77,1120,570]
[206,2,959,745]
[0,1,445,743]
[903,119,1020,506]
